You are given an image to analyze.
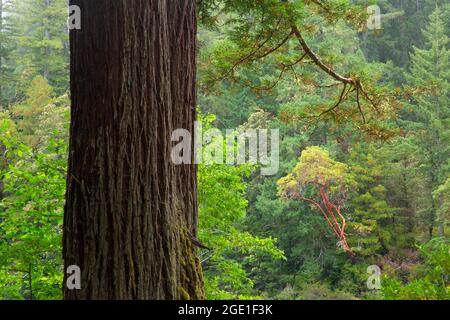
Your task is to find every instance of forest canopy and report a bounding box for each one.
[0,0,449,300]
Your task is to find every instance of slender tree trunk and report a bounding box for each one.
[438,194,444,238]
[400,168,415,233]
[439,224,444,238]
[0,0,3,107]
[28,263,33,300]
[0,141,4,200]
[428,226,434,239]
[63,0,204,300]
[0,0,4,200]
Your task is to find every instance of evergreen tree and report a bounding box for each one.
[347,144,395,257]
[360,0,449,69]
[406,6,450,237]
[9,0,69,95]
[0,0,16,107]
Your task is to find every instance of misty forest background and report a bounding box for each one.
[0,0,449,300]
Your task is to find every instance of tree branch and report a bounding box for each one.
[291,26,354,85]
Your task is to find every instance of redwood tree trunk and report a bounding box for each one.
[63,0,204,300]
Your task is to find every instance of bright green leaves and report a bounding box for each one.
[278,146,355,200]
[0,129,67,300]
[198,114,285,299]
[382,239,450,300]
[0,77,68,300]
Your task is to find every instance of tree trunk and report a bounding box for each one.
[439,224,444,238]
[43,0,51,81]
[438,194,444,238]
[63,0,204,300]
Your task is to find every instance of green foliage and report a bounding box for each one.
[275,282,357,300]
[198,114,285,299]
[0,116,67,300]
[382,239,449,300]
[347,144,395,257]
[9,0,69,94]
[402,6,450,236]
[433,178,450,231]
[360,0,450,68]
[278,146,356,199]
[10,76,69,147]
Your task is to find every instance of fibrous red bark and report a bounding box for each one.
[63,0,204,300]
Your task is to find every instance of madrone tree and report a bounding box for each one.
[278,147,357,256]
